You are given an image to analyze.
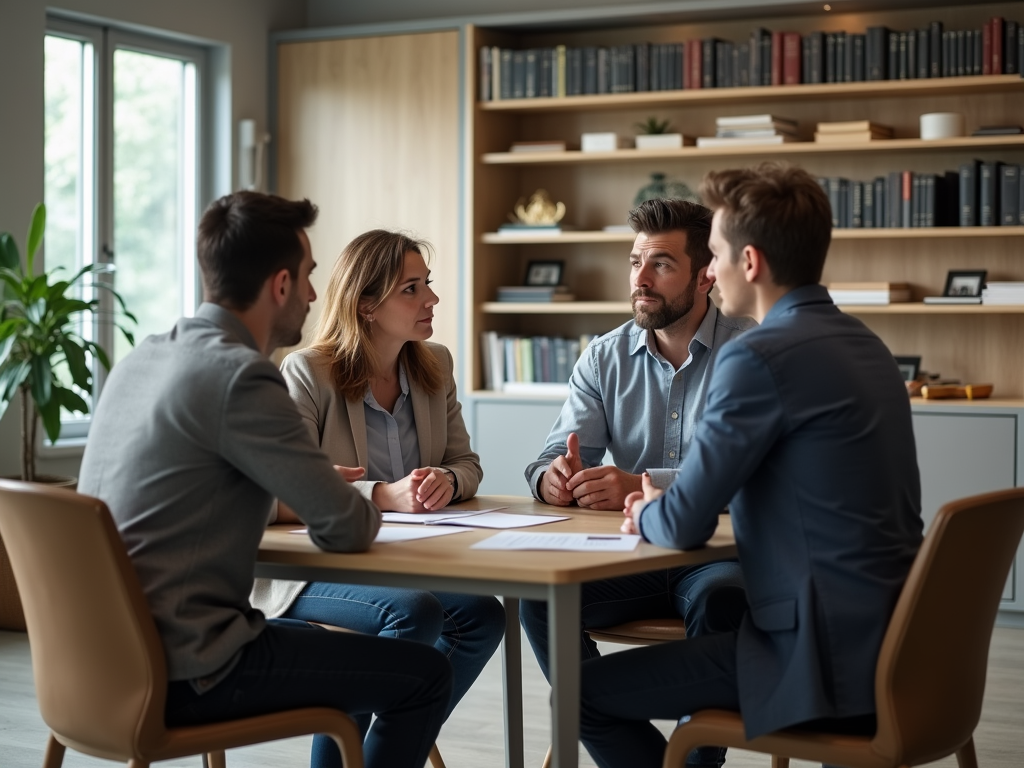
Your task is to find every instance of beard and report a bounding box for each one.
[631,281,697,330]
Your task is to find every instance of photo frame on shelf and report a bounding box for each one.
[942,270,987,298]
[525,260,564,286]
[893,355,922,383]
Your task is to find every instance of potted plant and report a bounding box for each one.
[635,116,686,150]
[1,203,135,482]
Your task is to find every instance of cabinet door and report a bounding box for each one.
[912,413,1018,603]
[473,400,564,496]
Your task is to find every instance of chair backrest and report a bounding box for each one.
[0,480,168,758]
[871,487,1024,765]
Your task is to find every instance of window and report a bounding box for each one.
[44,17,207,440]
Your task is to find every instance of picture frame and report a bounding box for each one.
[525,260,564,287]
[942,270,987,298]
[893,355,922,382]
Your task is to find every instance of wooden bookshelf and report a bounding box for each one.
[483,227,1024,244]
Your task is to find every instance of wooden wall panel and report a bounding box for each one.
[276,31,460,354]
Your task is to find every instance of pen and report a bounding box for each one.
[586,536,621,540]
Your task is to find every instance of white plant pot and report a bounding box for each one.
[635,133,684,150]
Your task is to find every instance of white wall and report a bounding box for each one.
[0,0,305,478]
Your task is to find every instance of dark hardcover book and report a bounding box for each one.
[847,33,864,81]
[540,48,553,98]
[802,35,811,83]
[850,180,864,228]
[906,29,917,79]
[930,21,943,78]
[783,32,801,84]
[899,31,909,80]
[827,177,841,227]
[864,179,875,227]
[662,43,673,90]
[917,28,929,78]
[671,43,682,90]
[635,43,649,92]
[512,50,526,98]
[843,32,858,82]
[500,49,513,99]
[983,20,992,75]
[582,47,597,94]
[965,30,974,77]
[771,30,784,85]
[836,31,847,82]
[1007,21,1019,74]
[911,173,922,227]
[901,170,913,227]
[738,41,751,86]
[1000,164,1020,225]
[479,46,492,101]
[703,38,720,88]
[650,44,662,90]
[874,177,886,228]
[979,161,1002,226]
[866,26,889,80]
[761,27,773,85]
[524,49,537,98]
[1019,25,1024,80]
[956,30,966,77]
[924,174,936,227]
[1020,164,1024,224]
[959,160,981,226]
[889,32,900,81]
[886,171,901,227]
[809,31,825,83]
[974,29,983,75]
[992,17,1004,74]
[689,39,703,89]
[716,41,731,88]
[750,28,767,86]
[942,31,952,77]
[937,171,960,226]
[568,48,583,96]
[839,178,850,228]
[826,32,837,83]
[597,47,610,93]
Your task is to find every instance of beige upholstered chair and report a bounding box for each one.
[662,487,1024,768]
[0,480,364,768]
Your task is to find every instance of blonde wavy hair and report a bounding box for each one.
[309,229,443,401]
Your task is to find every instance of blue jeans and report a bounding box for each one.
[521,561,746,768]
[166,619,452,768]
[282,582,505,759]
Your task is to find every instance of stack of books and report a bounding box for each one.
[696,114,799,147]
[982,282,1024,305]
[828,282,911,305]
[815,120,894,143]
[497,223,566,236]
[496,285,574,302]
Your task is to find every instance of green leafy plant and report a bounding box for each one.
[635,116,673,135]
[0,203,135,481]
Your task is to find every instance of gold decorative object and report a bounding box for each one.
[510,189,566,226]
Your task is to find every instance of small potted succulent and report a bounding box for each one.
[634,116,686,150]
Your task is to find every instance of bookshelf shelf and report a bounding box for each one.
[840,303,1024,314]
[479,74,1024,113]
[482,301,632,314]
[482,227,1024,244]
[483,135,1024,165]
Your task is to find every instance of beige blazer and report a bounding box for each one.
[250,341,482,618]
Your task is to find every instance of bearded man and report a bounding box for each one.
[521,198,755,768]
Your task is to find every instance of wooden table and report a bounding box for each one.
[256,495,736,768]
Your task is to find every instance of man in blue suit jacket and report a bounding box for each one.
[578,163,924,768]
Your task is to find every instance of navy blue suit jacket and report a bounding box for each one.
[638,284,923,738]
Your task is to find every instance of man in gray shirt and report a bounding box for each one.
[78,192,451,768]
[521,199,752,768]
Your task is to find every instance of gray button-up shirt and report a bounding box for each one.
[526,302,755,498]
[363,363,421,483]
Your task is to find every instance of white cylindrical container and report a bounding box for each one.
[919,112,965,140]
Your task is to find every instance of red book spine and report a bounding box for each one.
[783,32,802,84]
[771,30,784,85]
[689,39,702,89]
[992,17,1004,74]
[983,20,993,75]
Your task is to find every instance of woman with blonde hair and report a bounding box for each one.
[251,230,504,764]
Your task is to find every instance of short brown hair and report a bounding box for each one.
[197,191,318,310]
[699,163,832,287]
[627,198,713,277]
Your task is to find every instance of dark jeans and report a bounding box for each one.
[580,631,873,768]
[520,561,747,768]
[166,619,452,768]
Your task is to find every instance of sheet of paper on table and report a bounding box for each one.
[470,531,641,551]
[288,526,469,543]
[382,509,569,529]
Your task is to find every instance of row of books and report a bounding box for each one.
[495,285,574,303]
[479,332,599,392]
[478,17,1024,100]
[818,162,1024,229]
[981,283,1024,305]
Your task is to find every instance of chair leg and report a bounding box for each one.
[42,735,65,768]
[771,756,790,768]
[541,743,552,768]
[428,743,447,768]
[955,737,979,768]
[204,751,226,768]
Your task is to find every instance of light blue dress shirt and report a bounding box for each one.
[363,363,420,483]
[526,301,755,497]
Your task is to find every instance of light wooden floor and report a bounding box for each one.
[1,626,1021,768]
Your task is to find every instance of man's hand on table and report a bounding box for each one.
[622,472,663,534]
[566,465,642,511]
[540,432,584,505]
